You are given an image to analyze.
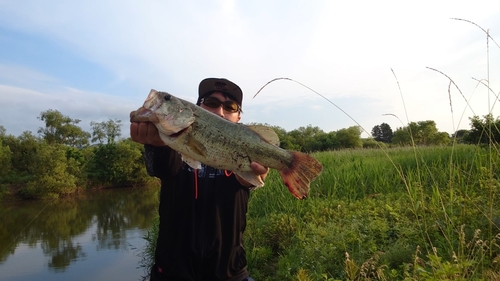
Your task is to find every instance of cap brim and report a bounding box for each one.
[198,78,243,106]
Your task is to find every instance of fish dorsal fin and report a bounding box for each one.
[246,125,280,146]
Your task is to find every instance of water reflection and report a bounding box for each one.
[0,185,159,280]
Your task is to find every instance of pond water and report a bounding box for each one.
[0,185,159,281]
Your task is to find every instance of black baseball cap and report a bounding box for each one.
[198,78,243,106]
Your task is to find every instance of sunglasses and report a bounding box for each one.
[201,97,241,113]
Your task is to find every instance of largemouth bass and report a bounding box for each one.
[130,89,322,199]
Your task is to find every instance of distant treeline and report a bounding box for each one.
[0,109,498,200]
[259,113,500,151]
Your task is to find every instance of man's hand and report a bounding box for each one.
[235,162,270,188]
[130,121,166,146]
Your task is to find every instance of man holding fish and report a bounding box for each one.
[130,78,269,281]
[130,77,322,280]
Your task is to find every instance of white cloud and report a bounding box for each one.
[0,82,141,137]
[0,0,500,137]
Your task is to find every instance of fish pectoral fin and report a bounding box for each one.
[246,125,280,146]
[181,154,202,170]
[186,133,207,157]
[235,171,265,188]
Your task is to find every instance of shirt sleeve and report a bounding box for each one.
[144,144,183,178]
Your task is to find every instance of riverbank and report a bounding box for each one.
[1,183,156,204]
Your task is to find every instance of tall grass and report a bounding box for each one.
[246,145,500,280]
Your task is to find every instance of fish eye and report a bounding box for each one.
[164,94,171,101]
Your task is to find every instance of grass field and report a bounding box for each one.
[246,144,500,280]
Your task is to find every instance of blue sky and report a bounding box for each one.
[1,0,500,138]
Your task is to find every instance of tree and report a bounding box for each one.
[0,137,12,181]
[336,126,362,148]
[362,138,384,149]
[392,120,450,146]
[38,109,90,147]
[90,119,122,144]
[315,131,339,151]
[371,123,393,143]
[452,129,469,143]
[0,125,11,180]
[2,131,41,176]
[269,125,302,151]
[453,129,469,139]
[287,125,325,152]
[463,114,500,145]
[392,127,412,146]
[86,139,151,188]
[20,143,78,199]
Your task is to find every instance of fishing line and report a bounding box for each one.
[0,197,56,256]
[253,77,370,136]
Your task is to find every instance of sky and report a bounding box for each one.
[1,0,500,139]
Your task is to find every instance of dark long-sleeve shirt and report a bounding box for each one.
[144,145,250,281]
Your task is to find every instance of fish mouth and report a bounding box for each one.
[167,126,189,138]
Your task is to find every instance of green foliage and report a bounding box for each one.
[314,131,340,151]
[372,122,394,143]
[1,131,41,181]
[1,121,151,196]
[362,138,385,149]
[0,135,11,200]
[403,227,500,280]
[37,109,90,147]
[86,139,151,188]
[90,118,122,144]
[337,126,363,148]
[287,125,326,152]
[20,142,78,199]
[270,124,363,152]
[392,120,450,146]
[452,129,470,144]
[0,137,12,181]
[392,127,413,146]
[464,114,500,145]
[138,215,159,280]
[65,146,89,188]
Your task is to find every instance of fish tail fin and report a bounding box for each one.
[279,151,323,199]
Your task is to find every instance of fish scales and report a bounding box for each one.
[185,115,293,171]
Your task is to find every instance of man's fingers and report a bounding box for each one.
[130,122,164,146]
[130,123,140,141]
[138,122,150,138]
[146,123,159,139]
[250,162,269,175]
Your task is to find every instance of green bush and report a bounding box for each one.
[0,137,7,199]
[0,138,12,182]
[20,143,78,199]
[86,139,151,188]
